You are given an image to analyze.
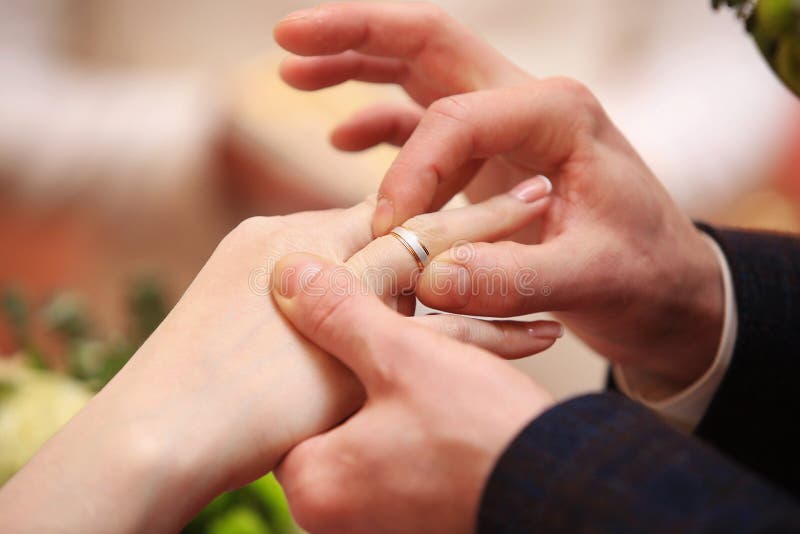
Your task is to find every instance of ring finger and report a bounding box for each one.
[345,175,553,304]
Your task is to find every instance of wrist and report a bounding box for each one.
[0,396,215,533]
[76,395,222,532]
[645,229,725,388]
[112,420,218,531]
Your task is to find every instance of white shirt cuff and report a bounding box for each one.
[613,234,737,431]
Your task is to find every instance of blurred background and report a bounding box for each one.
[2,0,800,531]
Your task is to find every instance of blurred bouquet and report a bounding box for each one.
[0,280,298,533]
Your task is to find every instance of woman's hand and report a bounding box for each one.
[272,251,554,534]
[0,179,558,533]
[276,2,725,391]
[0,205,375,533]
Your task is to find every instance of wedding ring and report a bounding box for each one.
[389,226,431,270]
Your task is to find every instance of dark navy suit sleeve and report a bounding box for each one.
[478,393,800,533]
[694,225,800,495]
[480,227,800,532]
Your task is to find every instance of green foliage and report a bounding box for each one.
[712,0,756,14]
[185,474,297,534]
[42,293,90,342]
[713,0,800,95]
[1,278,298,533]
[129,276,169,344]
[0,379,15,403]
[1,290,27,334]
[1,290,45,369]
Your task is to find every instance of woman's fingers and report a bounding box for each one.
[274,2,528,105]
[372,80,598,236]
[412,315,563,359]
[331,103,424,151]
[346,176,552,301]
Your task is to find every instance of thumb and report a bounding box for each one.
[272,252,409,391]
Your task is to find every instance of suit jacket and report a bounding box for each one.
[478,227,800,532]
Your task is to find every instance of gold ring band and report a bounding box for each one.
[389,227,430,270]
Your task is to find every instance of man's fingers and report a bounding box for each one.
[413,315,562,359]
[273,252,397,390]
[347,176,552,301]
[275,3,527,105]
[373,80,597,235]
[275,3,444,58]
[273,252,467,392]
[427,159,485,211]
[331,103,424,151]
[417,239,582,316]
[280,52,406,91]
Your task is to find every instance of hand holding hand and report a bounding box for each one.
[0,178,559,532]
[276,2,725,390]
[272,251,553,534]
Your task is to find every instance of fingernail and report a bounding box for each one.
[509,176,552,202]
[527,322,564,339]
[276,259,323,299]
[428,261,471,308]
[372,196,395,237]
[280,8,314,23]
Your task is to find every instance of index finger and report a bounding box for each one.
[373,80,594,236]
[347,176,552,302]
[274,3,524,95]
[272,252,463,392]
[275,2,442,58]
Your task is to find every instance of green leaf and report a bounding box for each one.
[0,380,16,403]
[246,474,296,533]
[23,347,47,370]
[1,289,29,344]
[42,294,90,342]
[207,506,272,534]
[129,276,169,343]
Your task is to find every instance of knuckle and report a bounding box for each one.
[467,242,531,316]
[218,216,285,256]
[483,195,517,223]
[496,321,516,346]
[228,215,282,241]
[403,214,446,245]
[428,95,470,124]
[447,316,473,343]
[505,241,530,271]
[416,2,450,28]
[460,241,496,272]
[505,243,538,315]
[305,274,357,337]
[544,76,594,103]
[542,76,603,126]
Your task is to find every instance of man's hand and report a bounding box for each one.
[273,252,553,534]
[274,2,533,233]
[276,2,725,390]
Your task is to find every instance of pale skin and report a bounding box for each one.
[275,1,725,391]
[0,179,559,533]
[272,252,554,534]
[0,3,729,532]
[268,2,727,532]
